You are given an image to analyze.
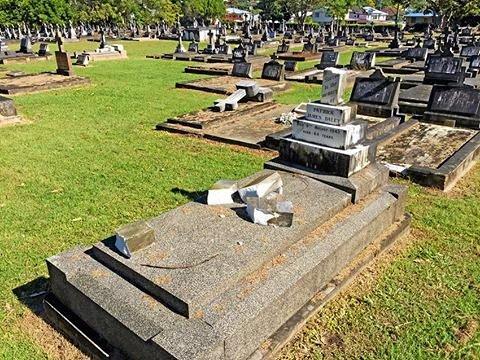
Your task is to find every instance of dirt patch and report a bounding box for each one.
[18,311,89,360]
[455,319,478,345]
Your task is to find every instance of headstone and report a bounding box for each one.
[424,85,480,127]
[232,44,248,63]
[321,67,347,105]
[284,61,297,72]
[231,62,253,78]
[424,56,464,85]
[19,36,32,53]
[188,41,199,53]
[279,67,373,177]
[76,53,89,66]
[277,40,289,54]
[261,56,285,81]
[423,38,436,49]
[350,51,375,71]
[38,43,50,57]
[404,47,428,62]
[55,34,73,76]
[350,68,401,117]
[316,51,339,70]
[460,45,480,58]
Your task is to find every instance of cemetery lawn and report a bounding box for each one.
[0,40,478,359]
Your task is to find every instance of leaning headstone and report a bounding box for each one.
[350,51,375,70]
[261,55,285,81]
[231,62,253,78]
[55,34,74,76]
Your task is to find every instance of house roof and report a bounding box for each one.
[404,12,434,17]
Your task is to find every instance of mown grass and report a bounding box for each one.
[0,39,478,359]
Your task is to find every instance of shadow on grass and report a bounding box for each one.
[171,187,206,203]
[12,276,50,315]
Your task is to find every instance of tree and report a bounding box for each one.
[182,0,226,24]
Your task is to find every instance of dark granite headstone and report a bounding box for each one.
[427,85,480,117]
[231,62,253,78]
[19,36,32,53]
[316,51,339,70]
[404,47,428,62]
[38,43,50,57]
[469,55,480,70]
[350,68,401,117]
[424,56,464,85]
[460,45,480,58]
[284,60,297,72]
[350,51,375,71]
[261,59,285,81]
[277,41,290,54]
[232,44,248,63]
[188,41,199,53]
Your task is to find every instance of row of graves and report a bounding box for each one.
[0,35,89,95]
[0,36,54,64]
[42,68,412,360]
[161,53,480,192]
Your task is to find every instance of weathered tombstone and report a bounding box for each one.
[279,67,373,176]
[345,38,355,46]
[350,68,401,117]
[469,55,480,71]
[231,62,253,78]
[404,47,428,62]
[316,51,339,70]
[261,55,285,81]
[424,56,465,85]
[55,33,74,76]
[424,85,480,128]
[350,51,375,71]
[284,60,297,72]
[321,67,347,105]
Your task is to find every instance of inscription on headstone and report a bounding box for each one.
[305,103,352,125]
[317,51,339,70]
[404,47,428,61]
[460,46,480,58]
[284,60,297,72]
[427,85,480,117]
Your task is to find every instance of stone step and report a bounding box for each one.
[200,187,405,360]
[47,248,223,360]
[90,171,351,318]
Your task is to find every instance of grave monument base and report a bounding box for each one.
[44,170,409,360]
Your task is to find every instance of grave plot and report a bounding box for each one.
[45,167,410,360]
[75,34,127,63]
[176,58,289,95]
[378,122,480,191]
[0,34,90,95]
[0,72,90,95]
[158,80,295,149]
[183,56,268,77]
[377,46,428,74]
[0,95,22,126]
[0,37,50,64]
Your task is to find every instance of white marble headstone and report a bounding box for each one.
[321,67,347,106]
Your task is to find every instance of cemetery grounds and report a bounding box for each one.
[0,40,478,359]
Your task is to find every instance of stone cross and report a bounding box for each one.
[321,67,347,106]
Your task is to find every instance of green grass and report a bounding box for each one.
[0,40,479,359]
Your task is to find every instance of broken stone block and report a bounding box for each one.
[236,80,260,98]
[238,172,283,202]
[252,87,273,102]
[245,193,293,227]
[207,180,238,205]
[114,220,155,259]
